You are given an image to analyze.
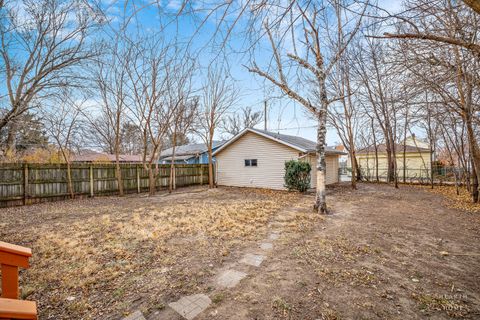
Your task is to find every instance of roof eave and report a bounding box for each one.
[213,128,308,156]
[306,150,347,156]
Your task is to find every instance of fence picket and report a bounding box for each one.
[0,163,208,207]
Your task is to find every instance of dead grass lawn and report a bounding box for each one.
[0,187,302,319]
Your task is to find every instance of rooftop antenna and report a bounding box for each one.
[264,100,268,131]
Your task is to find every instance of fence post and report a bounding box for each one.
[200,165,203,185]
[89,165,94,197]
[136,165,141,193]
[23,164,28,205]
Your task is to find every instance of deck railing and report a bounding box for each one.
[0,242,37,320]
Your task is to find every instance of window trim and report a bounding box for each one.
[244,159,258,167]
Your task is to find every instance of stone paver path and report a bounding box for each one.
[122,310,146,320]
[148,202,301,320]
[259,242,273,250]
[240,253,265,267]
[268,232,280,240]
[216,269,248,288]
[168,294,212,320]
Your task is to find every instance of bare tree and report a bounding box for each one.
[0,0,102,154]
[42,92,83,199]
[327,29,365,189]
[387,0,480,201]
[168,97,198,192]
[246,0,366,213]
[221,106,262,137]
[197,65,238,188]
[127,36,195,195]
[86,42,134,196]
[463,0,480,14]
[355,31,401,186]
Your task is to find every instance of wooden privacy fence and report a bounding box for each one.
[0,163,210,207]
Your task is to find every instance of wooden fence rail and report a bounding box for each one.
[0,163,210,207]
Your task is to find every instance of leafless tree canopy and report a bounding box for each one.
[0,0,478,204]
[221,106,263,137]
[0,0,103,154]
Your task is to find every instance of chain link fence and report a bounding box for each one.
[339,166,467,185]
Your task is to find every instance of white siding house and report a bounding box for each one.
[213,128,344,190]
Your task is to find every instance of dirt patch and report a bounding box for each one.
[200,183,480,320]
[0,186,303,319]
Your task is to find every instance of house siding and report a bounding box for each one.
[216,131,299,190]
[216,131,340,190]
[306,154,340,187]
[356,152,431,178]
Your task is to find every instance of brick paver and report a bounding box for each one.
[268,232,280,240]
[259,242,273,250]
[122,310,146,320]
[168,294,211,320]
[240,253,264,267]
[216,269,247,288]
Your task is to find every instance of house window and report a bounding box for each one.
[244,159,258,167]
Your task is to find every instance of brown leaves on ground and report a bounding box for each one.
[421,185,480,213]
[293,235,379,287]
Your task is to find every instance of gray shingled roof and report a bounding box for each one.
[213,128,345,155]
[357,143,431,154]
[159,141,226,159]
[249,128,343,154]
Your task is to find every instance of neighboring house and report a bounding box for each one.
[213,128,345,190]
[402,134,429,149]
[71,151,143,163]
[355,138,432,179]
[159,141,226,164]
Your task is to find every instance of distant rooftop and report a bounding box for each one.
[71,151,143,163]
[159,141,226,159]
[357,143,431,155]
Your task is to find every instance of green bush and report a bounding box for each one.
[284,160,311,192]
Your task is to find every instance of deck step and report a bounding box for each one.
[0,298,37,320]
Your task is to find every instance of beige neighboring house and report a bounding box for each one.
[355,135,432,179]
[213,128,345,190]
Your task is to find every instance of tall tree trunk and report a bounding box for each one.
[5,122,17,157]
[314,106,328,214]
[402,109,408,184]
[391,136,399,189]
[371,118,379,182]
[59,147,74,199]
[385,143,393,183]
[115,155,124,196]
[115,118,124,195]
[350,148,357,189]
[207,147,214,188]
[465,114,480,202]
[471,157,479,203]
[148,162,156,195]
[355,156,362,182]
[402,138,407,184]
[66,160,74,199]
[430,142,434,189]
[169,139,177,193]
